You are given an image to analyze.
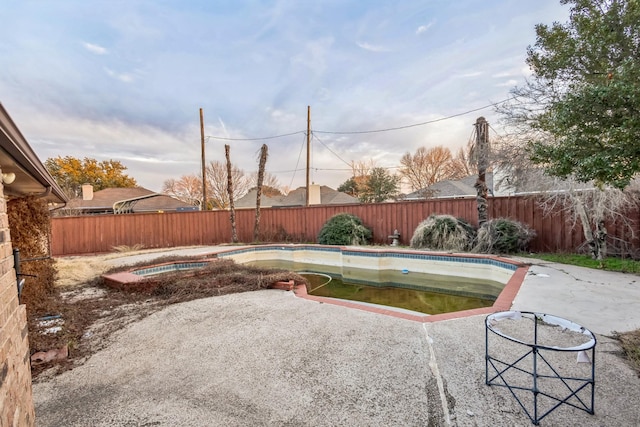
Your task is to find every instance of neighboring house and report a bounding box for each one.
[234,184,358,209]
[63,185,197,215]
[404,173,495,200]
[1,102,68,426]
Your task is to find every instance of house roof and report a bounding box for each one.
[234,185,358,208]
[0,103,67,203]
[66,187,194,213]
[405,173,494,199]
[279,185,359,206]
[234,188,285,209]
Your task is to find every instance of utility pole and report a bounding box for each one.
[200,108,207,211]
[306,105,311,206]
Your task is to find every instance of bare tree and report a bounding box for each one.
[247,171,283,197]
[205,160,250,210]
[399,146,468,193]
[450,141,475,178]
[162,175,203,207]
[225,145,238,243]
[538,178,637,261]
[350,159,376,192]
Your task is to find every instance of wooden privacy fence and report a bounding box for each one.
[50,196,640,257]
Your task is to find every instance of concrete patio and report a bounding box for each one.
[32,248,640,426]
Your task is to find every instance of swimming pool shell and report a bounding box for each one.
[102,244,529,322]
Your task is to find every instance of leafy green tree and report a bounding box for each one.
[360,167,401,203]
[497,0,640,261]
[338,167,400,203]
[337,177,359,198]
[503,0,640,189]
[45,156,137,197]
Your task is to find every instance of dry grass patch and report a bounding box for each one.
[614,329,640,377]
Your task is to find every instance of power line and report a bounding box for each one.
[206,130,306,141]
[311,132,352,168]
[314,97,515,135]
[288,133,308,190]
[488,123,503,138]
[202,98,513,141]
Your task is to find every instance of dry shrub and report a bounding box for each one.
[410,214,475,251]
[473,218,536,254]
[614,329,640,377]
[120,258,309,303]
[7,196,58,313]
[112,244,146,253]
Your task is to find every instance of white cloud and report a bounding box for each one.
[415,21,434,35]
[521,65,533,77]
[492,71,512,78]
[82,42,108,55]
[217,117,229,139]
[291,37,334,73]
[356,41,390,53]
[267,108,297,123]
[495,79,518,87]
[454,71,483,78]
[105,68,136,83]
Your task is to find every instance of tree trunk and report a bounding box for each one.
[225,145,238,243]
[574,198,606,260]
[474,117,490,226]
[254,144,268,242]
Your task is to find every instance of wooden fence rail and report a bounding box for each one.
[50,196,640,257]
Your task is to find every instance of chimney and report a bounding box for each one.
[309,184,321,205]
[82,184,94,200]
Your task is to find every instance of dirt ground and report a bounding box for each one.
[28,250,308,381]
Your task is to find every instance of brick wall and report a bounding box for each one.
[0,177,35,426]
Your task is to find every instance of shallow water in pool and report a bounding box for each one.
[246,260,499,315]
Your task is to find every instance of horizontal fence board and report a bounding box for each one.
[50,196,640,257]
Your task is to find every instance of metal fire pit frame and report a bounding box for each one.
[485,311,596,425]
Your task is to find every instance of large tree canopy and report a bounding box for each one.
[45,156,137,197]
[505,0,640,189]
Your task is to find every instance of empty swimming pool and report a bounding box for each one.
[217,245,527,319]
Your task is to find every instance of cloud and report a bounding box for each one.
[290,37,334,73]
[521,65,533,77]
[455,71,483,78]
[217,117,229,139]
[495,79,518,87]
[105,68,136,83]
[492,71,512,78]
[356,41,390,53]
[415,21,435,35]
[82,42,108,55]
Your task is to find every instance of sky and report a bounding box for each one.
[0,0,570,193]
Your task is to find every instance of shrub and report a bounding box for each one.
[7,196,58,313]
[410,214,475,251]
[473,218,535,254]
[317,213,372,245]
